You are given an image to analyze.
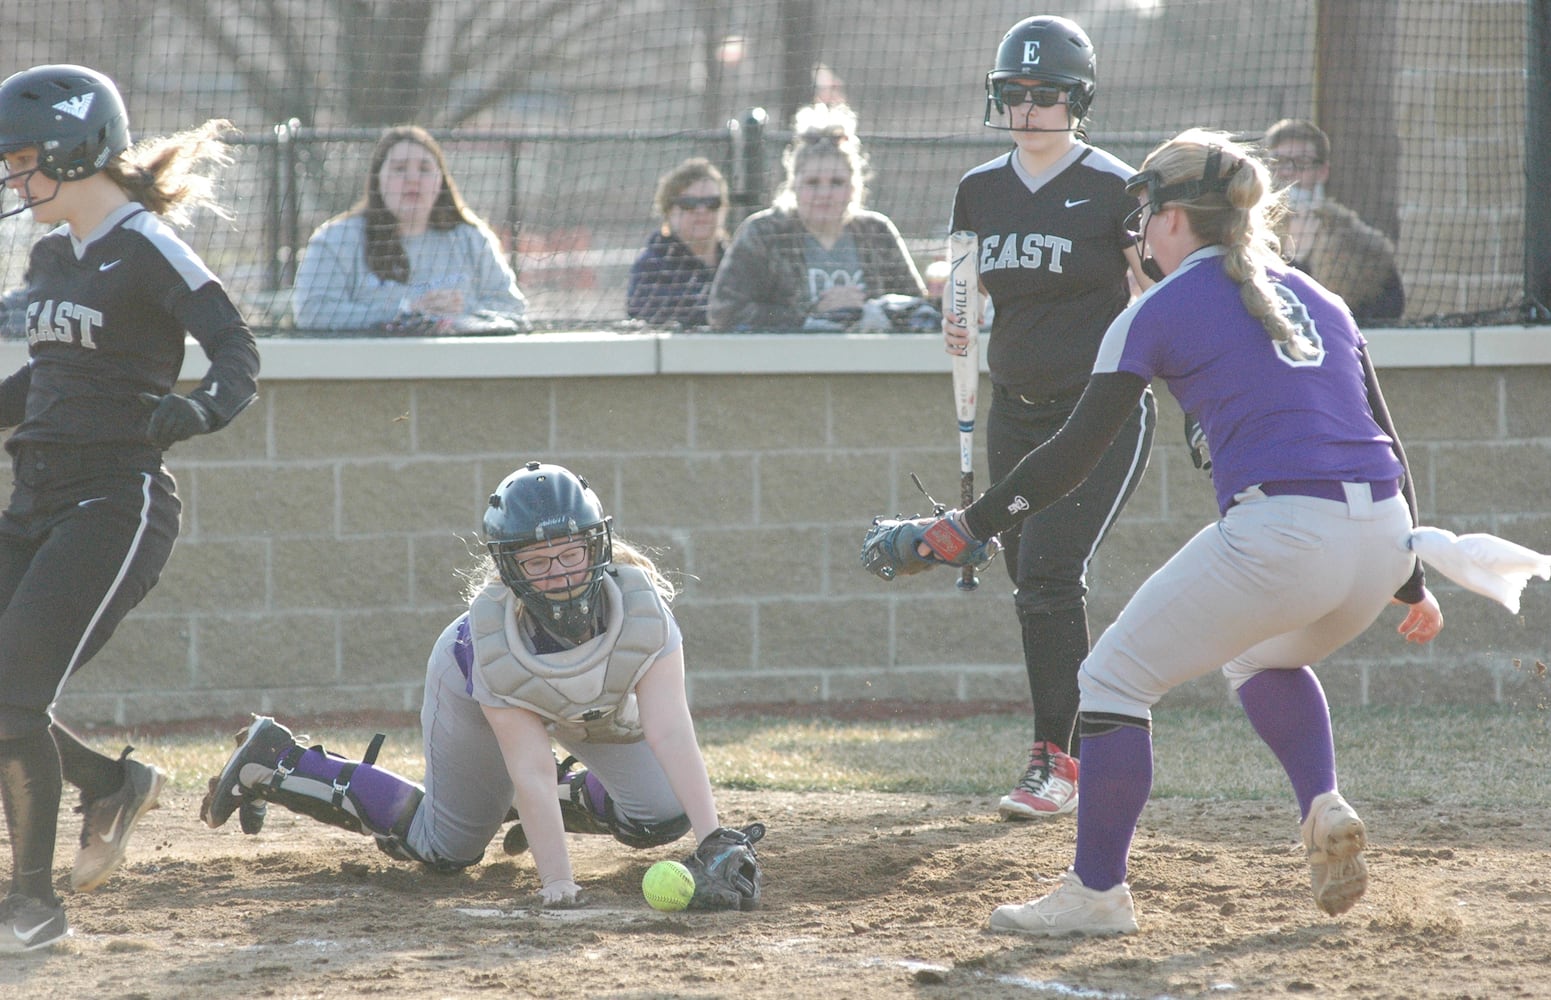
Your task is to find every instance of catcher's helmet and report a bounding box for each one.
[984,16,1097,129]
[483,462,614,644]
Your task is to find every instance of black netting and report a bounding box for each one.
[0,0,1544,330]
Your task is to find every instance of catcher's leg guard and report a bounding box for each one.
[210,721,426,858]
[260,738,424,846]
[561,757,692,848]
[502,757,692,855]
[202,716,302,830]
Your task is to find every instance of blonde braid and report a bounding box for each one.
[1165,132,1315,360]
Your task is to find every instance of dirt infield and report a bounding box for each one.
[3,778,1549,998]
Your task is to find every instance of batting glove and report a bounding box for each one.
[1183,412,1212,472]
[141,391,212,448]
[919,509,997,566]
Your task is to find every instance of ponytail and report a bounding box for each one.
[1147,129,1315,360]
[103,119,235,227]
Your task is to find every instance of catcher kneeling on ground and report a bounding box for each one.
[201,461,762,911]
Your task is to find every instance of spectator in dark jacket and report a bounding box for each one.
[627,158,728,327]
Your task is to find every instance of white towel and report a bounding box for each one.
[1408,527,1551,615]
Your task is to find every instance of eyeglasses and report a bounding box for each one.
[998,83,1068,109]
[1270,155,1324,173]
[513,544,590,578]
[673,195,723,211]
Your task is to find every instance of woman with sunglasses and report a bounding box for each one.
[627,158,729,327]
[945,15,1157,825]
[201,462,764,912]
[708,103,925,331]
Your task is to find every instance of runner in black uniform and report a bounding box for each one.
[0,64,259,951]
[946,17,1155,821]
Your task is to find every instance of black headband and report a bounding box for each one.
[1125,145,1240,213]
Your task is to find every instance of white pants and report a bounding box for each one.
[1079,484,1416,720]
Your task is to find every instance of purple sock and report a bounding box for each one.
[289,748,422,833]
[1072,725,1153,892]
[580,771,609,816]
[1237,667,1336,818]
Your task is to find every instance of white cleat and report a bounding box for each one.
[1301,790,1368,916]
[989,870,1139,936]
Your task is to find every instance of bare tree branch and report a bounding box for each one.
[163,0,307,124]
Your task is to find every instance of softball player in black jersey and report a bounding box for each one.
[0,64,259,951]
[945,17,1156,821]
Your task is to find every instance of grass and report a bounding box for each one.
[106,702,1551,811]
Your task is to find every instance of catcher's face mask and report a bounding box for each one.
[1124,145,1239,280]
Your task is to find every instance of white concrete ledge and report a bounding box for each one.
[0,326,1543,381]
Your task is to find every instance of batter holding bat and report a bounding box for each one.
[944,16,1156,821]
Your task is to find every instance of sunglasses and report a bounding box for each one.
[998,83,1068,109]
[673,195,723,211]
[1269,155,1324,173]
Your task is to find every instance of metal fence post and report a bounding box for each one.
[280,118,301,288]
[1527,0,1551,319]
[728,106,768,227]
[264,123,284,292]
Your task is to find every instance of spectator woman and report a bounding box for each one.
[708,104,925,331]
[292,125,528,334]
[627,158,728,327]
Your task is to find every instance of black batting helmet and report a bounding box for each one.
[0,64,131,181]
[985,16,1097,128]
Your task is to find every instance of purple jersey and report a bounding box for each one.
[1094,247,1403,513]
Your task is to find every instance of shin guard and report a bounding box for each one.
[557,759,691,849]
[255,735,424,851]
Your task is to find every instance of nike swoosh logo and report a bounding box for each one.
[99,259,122,271]
[1064,199,1089,208]
[15,918,55,945]
[77,497,107,508]
[96,812,124,845]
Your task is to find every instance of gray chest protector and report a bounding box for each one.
[469,564,672,744]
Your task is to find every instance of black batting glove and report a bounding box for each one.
[140,392,212,448]
[1183,412,1212,473]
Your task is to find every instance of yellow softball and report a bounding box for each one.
[642,859,695,911]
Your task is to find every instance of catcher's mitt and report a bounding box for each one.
[861,510,1000,581]
[683,823,765,911]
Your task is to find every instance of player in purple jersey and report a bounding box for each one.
[946,16,1157,821]
[201,463,763,912]
[0,64,259,951]
[884,128,1450,935]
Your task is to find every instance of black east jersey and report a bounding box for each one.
[0,202,259,448]
[951,144,1136,400]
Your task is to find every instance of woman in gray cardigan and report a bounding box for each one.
[292,126,527,334]
[708,105,925,332]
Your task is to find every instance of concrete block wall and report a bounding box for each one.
[19,330,1548,726]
